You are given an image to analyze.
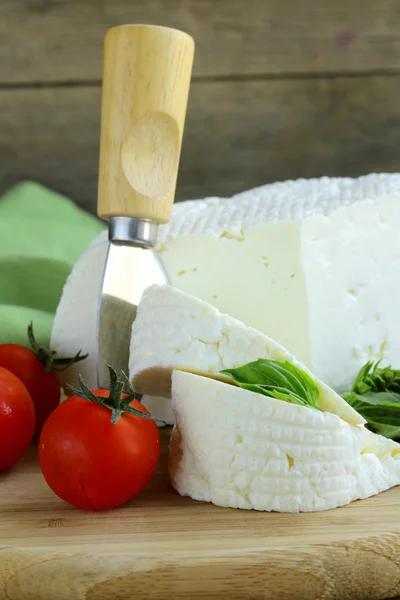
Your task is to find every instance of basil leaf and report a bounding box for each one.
[343,391,400,440]
[221,359,320,410]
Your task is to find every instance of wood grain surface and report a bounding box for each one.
[1,74,400,212]
[0,428,400,600]
[1,0,400,83]
[1,0,400,208]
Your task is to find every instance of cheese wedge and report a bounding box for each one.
[169,370,400,512]
[130,284,364,426]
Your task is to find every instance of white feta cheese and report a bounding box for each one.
[51,173,400,423]
[170,370,400,512]
[130,284,364,426]
[157,173,400,392]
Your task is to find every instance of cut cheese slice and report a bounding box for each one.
[169,370,400,512]
[130,284,365,426]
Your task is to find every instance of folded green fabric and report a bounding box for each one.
[0,182,105,347]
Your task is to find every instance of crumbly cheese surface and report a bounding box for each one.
[158,173,400,244]
[170,370,400,513]
[130,284,365,426]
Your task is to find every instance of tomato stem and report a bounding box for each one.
[67,365,165,425]
[28,322,88,373]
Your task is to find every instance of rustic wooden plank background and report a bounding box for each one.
[1,0,400,213]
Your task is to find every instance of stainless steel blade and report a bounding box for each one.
[96,241,167,388]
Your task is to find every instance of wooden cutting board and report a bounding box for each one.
[1,427,400,600]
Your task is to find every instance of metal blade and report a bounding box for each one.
[96,242,167,388]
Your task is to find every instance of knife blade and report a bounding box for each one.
[96,220,168,387]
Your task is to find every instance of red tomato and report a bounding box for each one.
[39,390,160,511]
[0,367,35,471]
[0,344,60,439]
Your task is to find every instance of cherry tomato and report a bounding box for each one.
[0,324,87,439]
[0,344,60,439]
[39,389,160,511]
[0,367,35,471]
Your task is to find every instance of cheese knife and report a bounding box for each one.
[96,24,194,387]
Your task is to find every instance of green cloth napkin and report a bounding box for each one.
[0,182,105,347]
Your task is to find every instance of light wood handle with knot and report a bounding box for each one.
[97,25,194,223]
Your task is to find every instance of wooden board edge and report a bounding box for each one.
[1,531,400,600]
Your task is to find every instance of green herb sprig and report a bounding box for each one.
[343,361,400,440]
[347,360,400,396]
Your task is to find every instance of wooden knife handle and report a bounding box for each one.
[97,25,194,223]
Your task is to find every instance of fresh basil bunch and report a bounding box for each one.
[343,361,400,440]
